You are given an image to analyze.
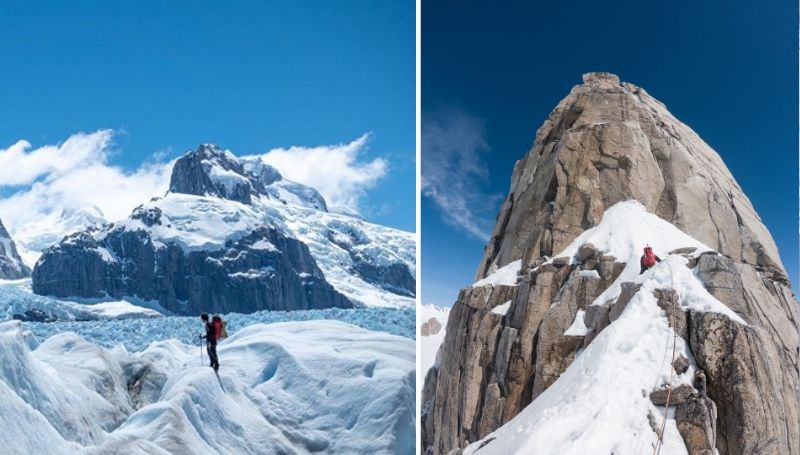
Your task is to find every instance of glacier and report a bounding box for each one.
[0,318,415,454]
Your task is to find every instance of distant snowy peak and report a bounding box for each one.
[11,205,107,266]
[169,143,327,211]
[0,217,30,279]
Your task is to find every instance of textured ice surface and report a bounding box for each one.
[24,306,414,352]
[0,318,415,454]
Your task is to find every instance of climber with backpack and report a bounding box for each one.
[640,245,662,274]
[199,313,228,372]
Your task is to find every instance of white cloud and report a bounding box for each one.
[255,134,387,213]
[422,109,502,241]
[0,130,115,186]
[0,131,173,252]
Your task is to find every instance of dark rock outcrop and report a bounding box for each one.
[649,383,695,405]
[33,226,352,315]
[169,143,328,211]
[421,73,799,455]
[0,217,30,279]
[169,144,254,204]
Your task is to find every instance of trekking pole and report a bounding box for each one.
[200,335,204,367]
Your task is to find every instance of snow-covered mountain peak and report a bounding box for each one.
[31,144,415,312]
[169,144,328,211]
[423,74,799,455]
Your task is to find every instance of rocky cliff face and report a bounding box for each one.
[31,143,415,313]
[32,223,350,314]
[422,73,799,455]
[0,217,30,279]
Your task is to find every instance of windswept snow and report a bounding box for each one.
[552,201,741,322]
[249,239,279,252]
[472,259,521,287]
[1,319,415,454]
[463,286,693,455]
[203,158,251,196]
[258,197,415,308]
[577,269,600,279]
[10,205,107,267]
[553,201,713,269]
[109,193,269,253]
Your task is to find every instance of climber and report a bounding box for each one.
[640,245,662,274]
[199,313,220,372]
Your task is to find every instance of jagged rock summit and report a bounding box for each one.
[422,73,799,455]
[0,217,30,279]
[32,144,416,313]
[477,71,787,286]
[169,144,328,210]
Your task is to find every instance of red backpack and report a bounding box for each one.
[211,315,224,341]
[642,246,657,268]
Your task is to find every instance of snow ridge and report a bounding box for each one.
[462,200,746,455]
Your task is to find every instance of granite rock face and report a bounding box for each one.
[0,217,30,279]
[421,73,799,455]
[476,72,786,286]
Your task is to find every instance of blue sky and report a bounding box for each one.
[0,1,415,231]
[422,0,798,305]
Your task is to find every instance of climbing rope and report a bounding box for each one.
[652,260,679,455]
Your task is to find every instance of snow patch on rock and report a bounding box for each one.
[472,260,521,288]
[491,300,512,316]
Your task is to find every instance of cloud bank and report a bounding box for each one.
[0,130,173,251]
[422,108,501,241]
[256,134,388,213]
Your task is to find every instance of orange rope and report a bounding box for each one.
[652,261,679,455]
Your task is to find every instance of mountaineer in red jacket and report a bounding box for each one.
[640,245,662,274]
